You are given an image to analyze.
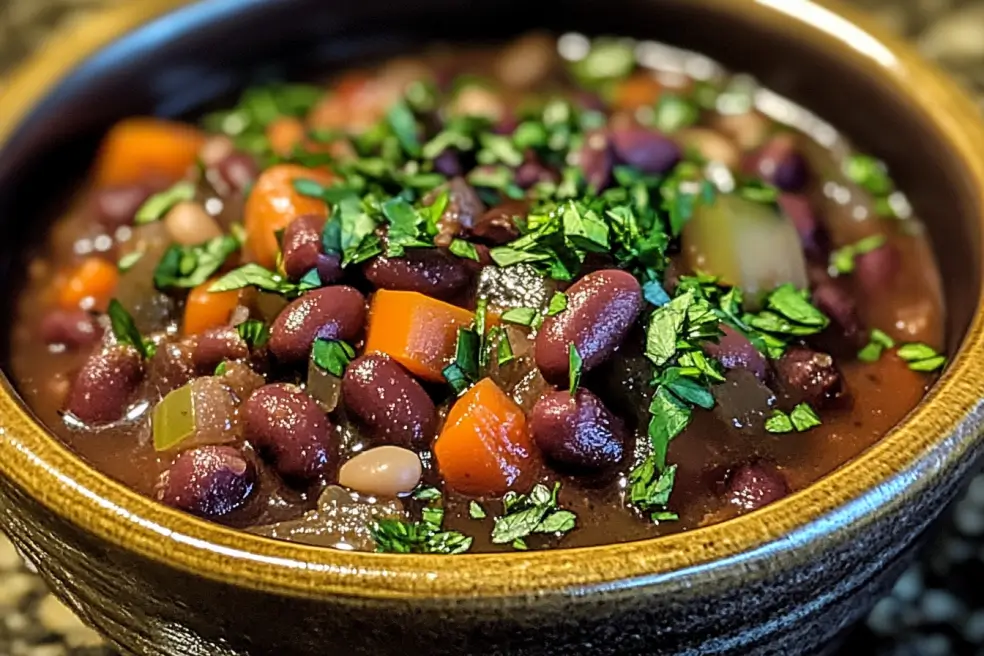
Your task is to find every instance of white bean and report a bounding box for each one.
[711,111,770,151]
[338,446,422,497]
[675,127,741,170]
[164,201,222,246]
[495,33,556,89]
[198,135,235,168]
[450,86,505,122]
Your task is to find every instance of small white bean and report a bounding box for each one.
[164,201,222,246]
[198,135,235,168]
[711,111,770,151]
[675,127,741,170]
[338,446,422,498]
[450,86,505,122]
[495,33,556,89]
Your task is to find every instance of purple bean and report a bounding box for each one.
[193,327,249,373]
[812,277,863,344]
[216,152,260,193]
[778,193,828,260]
[66,345,144,424]
[342,354,437,449]
[703,325,767,381]
[748,136,809,192]
[578,130,614,192]
[433,149,463,177]
[155,446,256,518]
[242,384,335,482]
[530,389,626,473]
[515,159,560,189]
[854,243,901,294]
[281,215,326,280]
[316,252,343,285]
[610,126,682,175]
[363,250,470,300]
[268,286,366,364]
[40,310,103,349]
[535,269,642,385]
[773,346,844,407]
[725,461,789,511]
[147,342,197,396]
[432,177,487,246]
[89,184,153,229]
[472,200,525,245]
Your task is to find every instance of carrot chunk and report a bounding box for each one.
[57,257,119,311]
[183,279,240,336]
[364,290,475,383]
[613,73,663,111]
[434,378,538,496]
[244,164,333,269]
[94,118,206,186]
[266,117,307,157]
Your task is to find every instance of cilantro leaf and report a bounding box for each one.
[236,319,269,349]
[897,342,946,372]
[790,403,822,431]
[312,339,355,377]
[546,292,568,316]
[469,501,487,519]
[858,328,896,362]
[500,307,540,327]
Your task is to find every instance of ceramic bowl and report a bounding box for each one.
[0,1,983,654]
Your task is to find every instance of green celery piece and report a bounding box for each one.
[153,384,196,452]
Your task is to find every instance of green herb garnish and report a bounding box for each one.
[858,328,895,362]
[236,319,269,349]
[209,263,318,297]
[500,307,540,327]
[312,339,356,377]
[568,343,583,395]
[546,292,568,316]
[490,483,576,547]
[117,251,144,272]
[469,501,487,520]
[134,181,196,225]
[829,234,887,275]
[373,488,472,554]
[897,342,946,372]
[765,403,822,434]
[107,299,154,359]
[153,234,241,290]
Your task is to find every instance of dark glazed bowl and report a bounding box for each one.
[0,1,983,654]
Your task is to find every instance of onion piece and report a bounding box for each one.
[152,377,240,452]
[307,356,342,413]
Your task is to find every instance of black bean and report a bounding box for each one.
[146,342,197,396]
[854,243,901,295]
[193,327,249,373]
[66,345,144,424]
[281,215,326,280]
[578,129,614,192]
[363,250,470,300]
[216,152,260,193]
[535,269,642,385]
[342,354,437,448]
[610,126,682,175]
[725,460,789,511]
[268,286,366,364]
[40,310,103,349]
[530,389,626,473]
[472,200,525,245]
[242,384,335,482]
[155,446,257,518]
[89,184,153,229]
[773,346,844,407]
[703,325,767,381]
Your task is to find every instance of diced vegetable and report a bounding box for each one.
[183,279,241,335]
[153,384,196,451]
[363,290,475,383]
[307,354,343,412]
[244,164,334,268]
[266,117,307,156]
[153,378,242,452]
[57,256,119,311]
[434,378,538,496]
[94,118,206,186]
[613,73,664,111]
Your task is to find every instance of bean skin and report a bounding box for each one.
[746,136,809,192]
[725,461,789,511]
[773,346,844,407]
[193,327,249,373]
[215,152,260,193]
[268,286,366,364]
[316,252,343,285]
[473,200,524,245]
[66,345,144,424]
[854,243,901,295]
[578,129,613,192]
[282,214,326,280]
[155,446,257,518]
[342,354,437,448]
[703,325,767,381]
[338,446,423,497]
[530,389,626,472]
[363,249,470,300]
[535,269,643,385]
[40,309,103,349]
[146,341,197,396]
[610,126,681,175]
[242,384,335,482]
[89,184,153,229]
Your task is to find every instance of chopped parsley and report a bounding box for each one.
[546,292,568,316]
[312,339,355,377]
[765,403,822,434]
[829,234,887,275]
[468,501,487,520]
[134,181,196,225]
[652,94,699,134]
[106,299,155,359]
[153,234,241,290]
[490,483,576,547]
[372,488,472,554]
[117,250,144,272]
[568,344,583,395]
[897,342,946,372]
[628,458,678,522]
[236,319,269,349]
[500,307,540,327]
[858,328,896,362]
[209,263,319,297]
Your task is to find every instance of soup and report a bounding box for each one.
[9,34,945,554]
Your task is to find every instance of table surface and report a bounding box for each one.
[1,1,983,655]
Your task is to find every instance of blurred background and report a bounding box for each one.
[0,0,983,655]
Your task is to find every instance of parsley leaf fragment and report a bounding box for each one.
[490,483,576,547]
[134,181,196,225]
[897,342,946,372]
[312,339,355,377]
[107,299,155,359]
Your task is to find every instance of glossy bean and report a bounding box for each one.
[342,354,437,448]
[773,346,844,407]
[316,252,343,285]
[514,159,559,190]
[146,341,197,396]
[40,309,103,349]
[725,460,789,511]
[89,184,153,229]
[268,286,366,364]
[610,126,681,175]
[472,200,525,245]
[530,389,626,472]
[155,445,256,518]
[535,269,642,385]
[703,325,767,381]
[433,149,463,177]
[282,214,326,280]
[193,327,249,373]
[778,193,828,260]
[242,384,335,482]
[855,243,901,295]
[578,129,613,192]
[164,201,223,246]
[66,345,144,424]
[812,276,864,345]
[432,177,486,246]
[216,152,260,193]
[338,446,423,497]
[363,250,470,300]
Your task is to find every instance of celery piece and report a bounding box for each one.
[153,384,196,452]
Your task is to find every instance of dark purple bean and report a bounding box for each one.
[147,342,197,396]
[472,200,525,245]
[773,346,844,407]
[40,310,103,349]
[431,177,487,246]
[610,126,682,175]
[193,327,249,373]
[812,277,863,343]
[155,446,257,518]
[747,136,809,192]
[578,129,614,192]
[854,243,901,294]
[363,250,470,300]
[725,461,789,511]
[703,325,767,381]
[342,354,437,448]
[530,389,626,472]
[268,286,366,364]
[281,215,326,280]
[535,269,642,385]
[778,193,828,260]
[216,152,260,193]
[66,345,144,424]
[515,159,560,189]
[242,384,334,482]
[316,252,343,285]
[433,149,463,177]
[89,184,153,229]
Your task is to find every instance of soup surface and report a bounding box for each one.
[9,34,946,553]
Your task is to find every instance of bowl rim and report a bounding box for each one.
[0,0,983,601]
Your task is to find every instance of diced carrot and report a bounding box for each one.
[307,72,375,131]
[182,279,240,336]
[364,290,475,383]
[266,117,306,157]
[613,73,663,111]
[57,257,119,311]
[434,378,538,496]
[244,164,334,269]
[94,118,206,186]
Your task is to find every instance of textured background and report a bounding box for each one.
[0,1,983,654]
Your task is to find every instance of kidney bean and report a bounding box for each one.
[515,159,560,190]
[725,460,789,511]
[854,243,901,294]
[342,354,437,448]
[778,193,828,260]
[676,128,740,170]
[747,135,809,192]
[703,325,767,381]
[363,250,470,300]
[578,129,613,192]
[268,286,366,364]
[89,184,153,229]
[66,345,144,424]
[282,215,326,280]
[40,309,103,349]
[216,152,260,193]
[193,327,249,373]
[316,252,343,285]
[610,126,682,175]
[433,149,462,177]
[147,342,197,396]
[431,177,486,246]
[155,446,257,518]
[243,384,335,482]
[217,360,266,403]
[773,346,844,407]
[338,446,423,497]
[472,200,525,245]
[535,269,642,385]
[530,389,626,473]
[812,277,863,344]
